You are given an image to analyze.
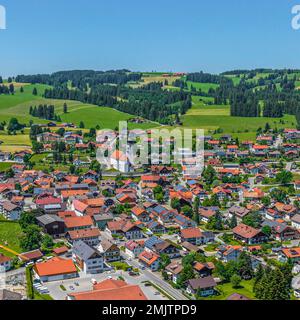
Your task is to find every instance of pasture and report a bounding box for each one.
[180,96,297,140]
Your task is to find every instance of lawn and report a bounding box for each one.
[0,162,16,172]
[186,81,219,93]
[0,220,23,253]
[200,280,255,300]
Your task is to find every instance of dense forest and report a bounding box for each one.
[15,70,141,88]
[186,71,232,85]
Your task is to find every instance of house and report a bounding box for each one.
[0,254,12,271]
[199,208,217,223]
[125,240,144,258]
[0,201,22,220]
[131,206,150,223]
[186,276,217,296]
[193,262,215,278]
[233,223,267,245]
[274,202,298,220]
[279,247,300,263]
[243,188,264,202]
[35,194,65,214]
[146,220,166,234]
[93,213,114,230]
[36,214,65,237]
[19,249,44,263]
[138,250,161,271]
[181,241,203,254]
[52,246,70,256]
[216,245,243,263]
[181,228,214,245]
[173,213,197,229]
[98,239,120,262]
[291,214,300,230]
[106,219,144,239]
[67,279,147,300]
[72,240,104,274]
[165,261,183,284]
[34,257,78,282]
[67,228,101,246]
[262,220,299,241]
[228,205,250,222]
[152,240,180,259]
[64,216,94,231]
[227,293,250,300]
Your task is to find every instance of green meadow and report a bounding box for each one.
[0,83,158,130]
[179,96,296,140]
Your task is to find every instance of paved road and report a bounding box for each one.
[121,252,188,300]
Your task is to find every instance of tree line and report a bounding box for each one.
[15,69,142,88]
[29,104,61,121]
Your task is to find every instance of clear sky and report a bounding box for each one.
[0,0,300,76]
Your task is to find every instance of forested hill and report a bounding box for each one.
[9,68,300,126]
[15,70,142,87]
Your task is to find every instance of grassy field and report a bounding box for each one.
[0,162,16,172]
[0,220,23,253]
[200,280,255,300]
[179,96,296,140]
[0,131,32,152]
[186,81,219,93]
[0,84,158,131]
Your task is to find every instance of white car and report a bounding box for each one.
[25,262,34,267]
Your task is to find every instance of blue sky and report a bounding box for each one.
[0,0,300,76]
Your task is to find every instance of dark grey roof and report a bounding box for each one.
[36,214,64,225]
[292,214,300,224]
[262,220,288,233]
[72,240,102,261]
[188,276,217,290]
[0,289,22,300]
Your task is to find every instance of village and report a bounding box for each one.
[0,123,300,301]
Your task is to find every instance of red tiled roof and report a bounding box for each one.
[68,228,101,240]
[64,216,93,229]
[181,227,202,239]
[233,223,260,239]
[34,257,77,277]
[69,279,147,300]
